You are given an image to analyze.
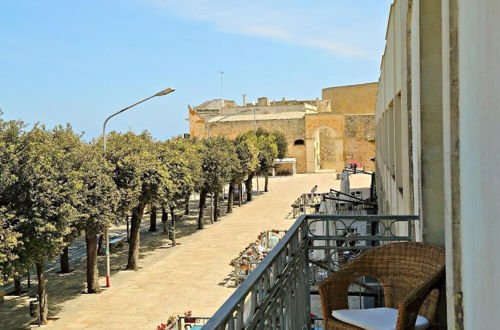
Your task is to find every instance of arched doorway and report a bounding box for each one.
[317,127,337,170]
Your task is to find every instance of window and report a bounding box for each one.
[294,139,305,146]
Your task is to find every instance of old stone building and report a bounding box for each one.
[188,82,377,173]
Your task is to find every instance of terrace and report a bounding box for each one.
[202,214,418,329]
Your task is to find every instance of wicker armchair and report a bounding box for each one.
[318,242,445,330]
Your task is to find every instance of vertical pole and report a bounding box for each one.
[254,108,260,195]
[219,71,224,100]
[102,122,111,288]
[105,227,110,287]
[210,194,214,223]
[37,293,41,326]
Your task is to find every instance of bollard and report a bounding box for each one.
[29,299,39,318]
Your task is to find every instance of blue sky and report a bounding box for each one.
[0,0,392,140]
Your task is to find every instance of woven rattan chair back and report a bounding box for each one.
[319,242,445,329]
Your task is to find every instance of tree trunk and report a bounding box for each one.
[198,190,207,230]
[126,202,146,271]
[169,205,176,246]
[59,246,70,273]
[264,173,269,192]
[239,183,243,206]
[85,229,100,293]
[97,234,104,256]
[184,192,190,215]
[125,215,130,242]
[227,183,234,213]
[245,174,254,202]
[161,206,169,235]
[149,205,157,232]
[210,193,214,224]
[36,262,48,325]
[214,191,219,222]
[14,276,22,295]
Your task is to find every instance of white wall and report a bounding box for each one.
[458,0,500,327]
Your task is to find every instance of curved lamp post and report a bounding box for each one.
[102,87,175,287]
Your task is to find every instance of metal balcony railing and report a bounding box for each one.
[202,214,418,330]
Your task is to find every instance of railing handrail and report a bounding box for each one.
[203,214,419,329]
[203,214,308,329]
[304,214,419,220]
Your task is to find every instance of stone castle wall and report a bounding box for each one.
[207,118,308,173]
[322,82,378,115]
[188,83,378,174]
[343,115,376,171]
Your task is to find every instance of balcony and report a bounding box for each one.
[202,214,418,329]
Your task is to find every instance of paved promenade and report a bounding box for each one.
[2,173,369,329]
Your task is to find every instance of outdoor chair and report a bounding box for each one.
[318,242,445,330]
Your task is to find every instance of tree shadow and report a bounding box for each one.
[0,195,255,329]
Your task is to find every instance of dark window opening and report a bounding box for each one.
[294,139,305,146]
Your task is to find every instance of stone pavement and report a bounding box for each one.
[11,173,369,329]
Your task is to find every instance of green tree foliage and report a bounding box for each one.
[257,135,278,192]
[271,130,288,160]
[197,137,238,229]
[163,137,202,204]
[228,133,259,212]
[74,142,119,293]
[158,138,194,246]
[8,125,81,323]
[0,209,19,286]
[254,128,280,192]
[159,137,202,244]
[104,131,170,270]
[0,118,24,285]
[0,113,286,320]
[51,126,86,274]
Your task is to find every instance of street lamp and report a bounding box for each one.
[101,87,175,288]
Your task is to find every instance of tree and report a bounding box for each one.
[228,133,258,212]
[51,126,85,274]
[171,137,202,215]
[255,128,279,192]
[149,204,158,232]
[197,137,238,229]
[0,118,23,287]
[8,125,80,323]
[258,136,278,193]
[271,130,288,160]
[74,142,119,293]
[0,209,20,286]
[105,131,170,271]
[159,137,201,245]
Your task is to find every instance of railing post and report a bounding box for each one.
[303,218,312,329]
[203,215,418,330]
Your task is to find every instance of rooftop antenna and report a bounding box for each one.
[218,71,224,100]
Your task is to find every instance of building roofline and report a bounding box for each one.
[322,82,378,90]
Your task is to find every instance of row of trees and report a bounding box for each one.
[0,116,287,324]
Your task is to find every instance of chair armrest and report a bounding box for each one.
[396,265,445,330]
[318,266,366,318]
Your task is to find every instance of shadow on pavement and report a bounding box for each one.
[0,196,250,330]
